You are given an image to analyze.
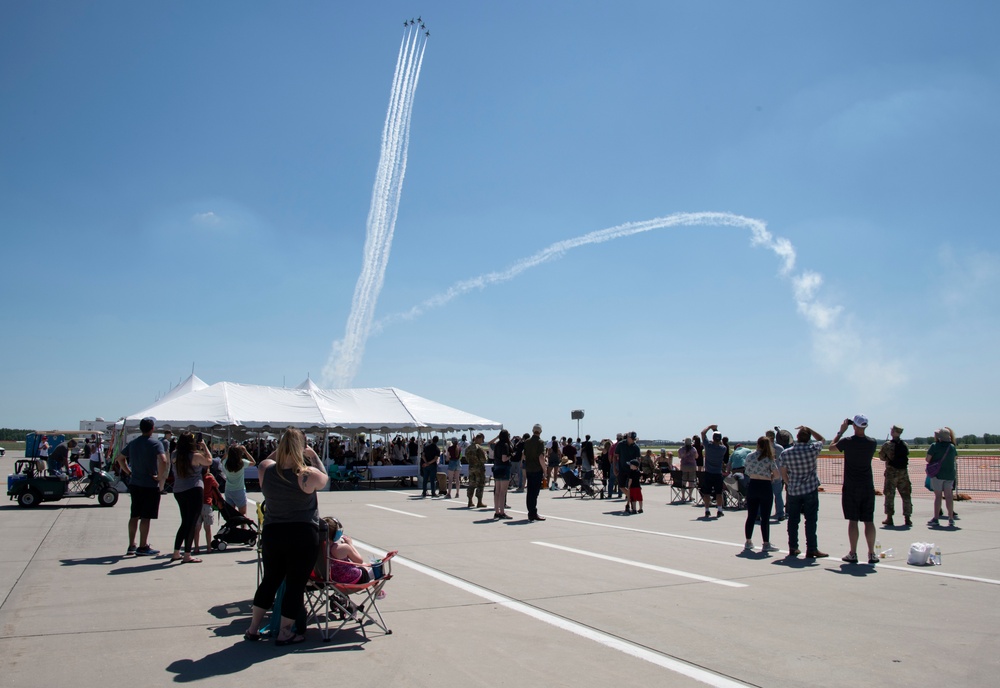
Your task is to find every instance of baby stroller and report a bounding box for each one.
[211,499,260,551]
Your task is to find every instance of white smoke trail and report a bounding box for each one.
[374,211,795,329]
[369,211,907,399]
[323,27,428,388]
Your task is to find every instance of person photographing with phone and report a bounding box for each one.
[831,415,878,565]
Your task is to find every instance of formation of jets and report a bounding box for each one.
[403,16,429,35]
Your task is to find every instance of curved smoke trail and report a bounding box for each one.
[369,211,906,399]
[374,212,800,328]
[323,26,428,388]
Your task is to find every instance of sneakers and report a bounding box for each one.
[788,548,801,556]
[763,543,779,553]
[904,517,913,526]
[948,518,955,527]
[868,554,880,565]
[135,545,159,557]
[125,545,137,556]
[716,510,724,518]
[704,509,711,518]
[638,508,643,514]
[744,540,754,551]
[841,552,858,563]
[882,517,894,526]
[805,550,828,558]
[927,518,939,527]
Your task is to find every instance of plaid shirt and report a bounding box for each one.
[780,441,823,496]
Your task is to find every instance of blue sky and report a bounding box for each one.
[2,1,997,441]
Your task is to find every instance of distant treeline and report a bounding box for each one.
[912,433,1000,446]
[0,428,33,442]
[642,433,1000,447]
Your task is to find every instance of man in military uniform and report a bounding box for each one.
[879,424,912,527]
[465,433,489,509]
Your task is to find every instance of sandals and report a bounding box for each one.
[243,631,261,642]
[275,633,306,647]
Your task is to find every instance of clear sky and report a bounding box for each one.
[2,1,997,442]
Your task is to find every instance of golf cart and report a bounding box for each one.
[7,459,119,508]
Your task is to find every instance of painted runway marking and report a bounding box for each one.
[371,491,1000,587]
[506,509,745,548]
[533,541,748,588]
[366,504,425,518]
[869,562,1000,585]
[352,540,755,688]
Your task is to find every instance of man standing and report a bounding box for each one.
[780,425,828,558]
[465,433,489,509]
[700,424,728,518]
[116,417,168,556]
[47,438,76,475]
[831,414,879,565]
[766,429,787,521]
[522,424,546,521]
[420,436,441,498]
[879,424,912,527]
[616,432,641,505]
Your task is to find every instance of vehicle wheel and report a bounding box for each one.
[18,489,41,508]
[98,489,119,507]
[248,534,257,547]
[216,540,228,551]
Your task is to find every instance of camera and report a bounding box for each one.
[196,432,204,443]
[845,419,853,426]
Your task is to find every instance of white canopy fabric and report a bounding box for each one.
[159,373,210,403]
[122,382,502,434]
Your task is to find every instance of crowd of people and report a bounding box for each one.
[393,416,961,564]
[108,414,962,645]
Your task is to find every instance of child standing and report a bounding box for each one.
[194,467,223,554]
[625,459,643,514]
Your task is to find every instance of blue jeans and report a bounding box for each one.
[786,490,819,552]
[772,479,785,517]
[421,465,437,495]
[604,469,616,497]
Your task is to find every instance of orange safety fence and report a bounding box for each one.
[815,455,1000,501]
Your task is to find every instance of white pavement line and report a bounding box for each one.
[352,540,755,688]
[366,504,426,518]
[506,509,745,548]
[871,563,1000,586]
[533,541,748,588]
[372,494,1000,587]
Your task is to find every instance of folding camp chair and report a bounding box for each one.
[306,522,396,642]
[723,474,746,510]
[669,469,688,503]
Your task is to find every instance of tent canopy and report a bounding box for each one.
[122,382,502,434]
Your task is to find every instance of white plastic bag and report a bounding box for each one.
[908,542,934,566]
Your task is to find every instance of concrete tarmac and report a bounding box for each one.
[1,478,998,687]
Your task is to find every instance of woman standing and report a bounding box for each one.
[223,444,258,515]
[743,436,780,553]
[598,441,612,499]
[926,427,957,527]
[171,433,213,563]
[445,439,462,499]
[491,430,513,519]
[246,427,328,645]
[547,437,561,491]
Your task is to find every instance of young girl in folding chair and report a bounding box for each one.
[323,517,387,595]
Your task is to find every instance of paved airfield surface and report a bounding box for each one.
[1,482,998,687]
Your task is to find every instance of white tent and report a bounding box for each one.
[122,381,502,434]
